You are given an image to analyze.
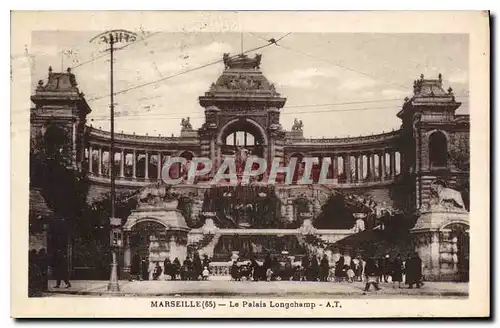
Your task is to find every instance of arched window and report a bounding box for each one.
[429,131,448,167]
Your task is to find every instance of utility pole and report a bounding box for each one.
[90,29,137,292]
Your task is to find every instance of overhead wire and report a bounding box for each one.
[86,94,469,121]
[86,32,293,102]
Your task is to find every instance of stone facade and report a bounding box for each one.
[29,55,470,281]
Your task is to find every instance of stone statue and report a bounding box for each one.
[254,54,262,69]
[234,145,250,175]
[430,183,466,210]
[292,118,303,131]
[223,53,230,69]
[137,183,178,206]
[181,117,193,131]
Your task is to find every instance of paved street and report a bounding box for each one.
[44,280,468,298]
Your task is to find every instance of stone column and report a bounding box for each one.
[370,152,376,181]
[98,147,102,175]
[354,155,359,182]
[88,145,93,173]
[381,151,386,181]
[390,151,396,178]
[359,153,364,181]
[132,149,137,178]
[157,152,162,181]
[120,149,125,178]
[145,151,149,180]
[345,154,351,183]
[210,139,216,176]
[332,156,338,179]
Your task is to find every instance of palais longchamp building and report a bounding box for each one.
[29,53,470,282]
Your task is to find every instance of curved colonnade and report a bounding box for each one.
[85,126,403,189]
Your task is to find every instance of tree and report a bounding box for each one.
[30,123,90,250]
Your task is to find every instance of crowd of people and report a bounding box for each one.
[29,246,423,296]
[129,252,212,281]
[227,251,424,291]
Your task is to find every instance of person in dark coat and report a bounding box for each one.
[183,257,193,280]
[53,249,71,288]
[153,262,162,280]
[363,256,381,292]
[283,258,293,281]
[130,254,141,281]
[271,257,281,281]
[36,248,49,291]
[193,252,203,280]
[202,255,211,273]
[335,255,345,282]
[378,255,389,283]
[309,256,319,281]
[140,258,149,281]
[172,257,181,280]
[163,258,173,280]
[405,252,422,288]
[301,254,310,281]
[263,253,272,271]
[391,254,404,288]
[320,254,330,282]
[230,261,240,281]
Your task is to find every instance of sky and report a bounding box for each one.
[28,32,469,138]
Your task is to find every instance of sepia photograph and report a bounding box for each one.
[11,11,490,318]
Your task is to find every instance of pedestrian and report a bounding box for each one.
[193,252,203,280]
[36,248,49,292]
[391,254,404,288]
[320,254,329,282]
[153,262,162,280]
[230,261,240,281]
[405,252,423,289]
[202,266,210,280]
[346,265,355,283]
[378,255,389,283]
[354,254,364,282]
[335,254,345,282]
[310,256,319,281]
[283,258,293,281]
[130,254,140,281]
[173,257,181,280]
[202,254,211,273]
[183,257,193,280]
[363,255,381,293]
[53,249,71,288]
[301,254,310,281]
[140,257,149,281]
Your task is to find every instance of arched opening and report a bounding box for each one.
[219,119,266,160]
[128,220,167,281]
[429,131,448,167]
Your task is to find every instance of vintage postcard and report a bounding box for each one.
[11,11,490,318]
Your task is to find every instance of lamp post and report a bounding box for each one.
[90,30,137,292]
